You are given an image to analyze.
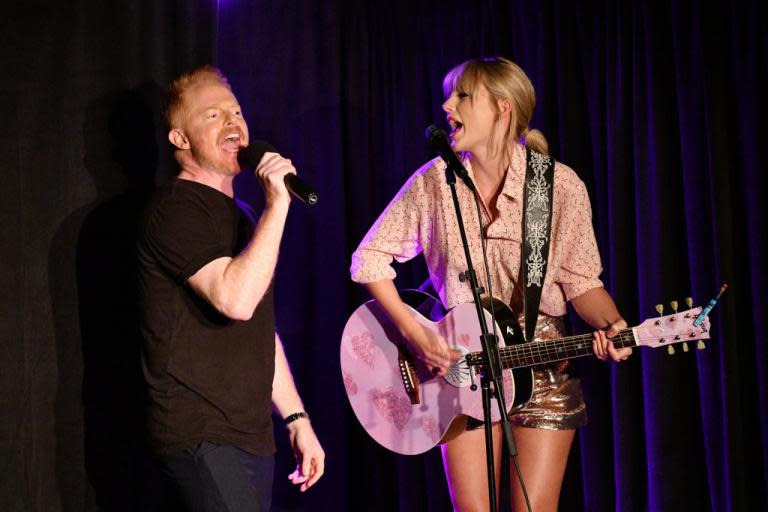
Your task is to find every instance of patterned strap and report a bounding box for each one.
[521,148,555,342]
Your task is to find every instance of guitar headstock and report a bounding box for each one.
[634,305,711,350]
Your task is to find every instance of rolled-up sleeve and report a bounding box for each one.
[556,177,604,300]
[351,173,427,284]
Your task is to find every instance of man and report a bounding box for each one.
[137,65,324,511]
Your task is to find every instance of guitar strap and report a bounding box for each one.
[521,147,555,343]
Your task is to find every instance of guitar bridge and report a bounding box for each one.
[397,346,421,405]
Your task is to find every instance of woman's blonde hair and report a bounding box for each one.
[443,57,548,157]
[162,65,231,129]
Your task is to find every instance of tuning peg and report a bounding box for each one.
[697,340,706,350]
[685,297,693,309]
[667,345,676,355]
[655,304,664,316]
[670,300,678,313]
[682,341,689,352]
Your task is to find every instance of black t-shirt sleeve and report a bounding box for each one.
[142,190,233,283]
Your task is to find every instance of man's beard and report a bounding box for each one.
[193,148,241,175]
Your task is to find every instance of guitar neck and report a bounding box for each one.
[482,329,637,370]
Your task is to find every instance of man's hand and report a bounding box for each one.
[255,152,295,207]
[286,418,325,492]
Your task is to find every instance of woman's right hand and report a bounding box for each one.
[362,280,460,376]
[401,322,461,376]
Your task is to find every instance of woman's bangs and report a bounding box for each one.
[442,62,482,97]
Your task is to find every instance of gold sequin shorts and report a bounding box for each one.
[469,314,587,431]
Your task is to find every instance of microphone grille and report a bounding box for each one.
[238,140,277,167]
[425,124,446,141]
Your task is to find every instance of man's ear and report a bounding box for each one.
[168,128,190,150]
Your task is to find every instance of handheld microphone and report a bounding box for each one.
[238,141,318,206]
[425,125,474,190]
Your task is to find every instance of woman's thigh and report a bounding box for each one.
[509,426,575,512]
[441,421,503,512]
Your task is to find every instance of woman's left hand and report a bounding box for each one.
[593,319,632,362]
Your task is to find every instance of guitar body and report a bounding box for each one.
[341,291,712,455]
[340,290,532,455]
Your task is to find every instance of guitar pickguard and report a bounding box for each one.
[443,346,473,388]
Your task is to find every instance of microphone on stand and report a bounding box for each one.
[238,141,319,206]
[425,125,475,191]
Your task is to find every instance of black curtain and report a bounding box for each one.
[1,1,765,511]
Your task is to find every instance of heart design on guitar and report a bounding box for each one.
[351,332,376,368]
[370,387,412,431]
[420,415,440,443]
[342,372,358,396]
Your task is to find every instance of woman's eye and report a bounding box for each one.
[457,91,469,99]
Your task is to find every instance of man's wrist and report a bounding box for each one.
[284,411,309,426]
[265,194,292,212]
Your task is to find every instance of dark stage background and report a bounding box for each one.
[2,1,766,511]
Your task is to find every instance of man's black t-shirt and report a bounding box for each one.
[138,179,276,456]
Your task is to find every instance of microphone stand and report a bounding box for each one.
[442,161,517,512]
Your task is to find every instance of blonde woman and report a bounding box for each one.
[351,57,630,511]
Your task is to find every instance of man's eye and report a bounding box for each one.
[207,112,218,119]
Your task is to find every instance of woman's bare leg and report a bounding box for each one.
[508,426,575,512]
[441,422,503,512]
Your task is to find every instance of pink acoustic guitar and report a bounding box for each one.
[340,291,711,455]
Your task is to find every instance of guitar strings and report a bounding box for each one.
[500,332,636,365]
[467,330,637,368]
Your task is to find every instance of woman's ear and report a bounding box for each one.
[498,98,512,117]
[168,128,190,150]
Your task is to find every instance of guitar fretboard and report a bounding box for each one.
[467,329,636,369]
